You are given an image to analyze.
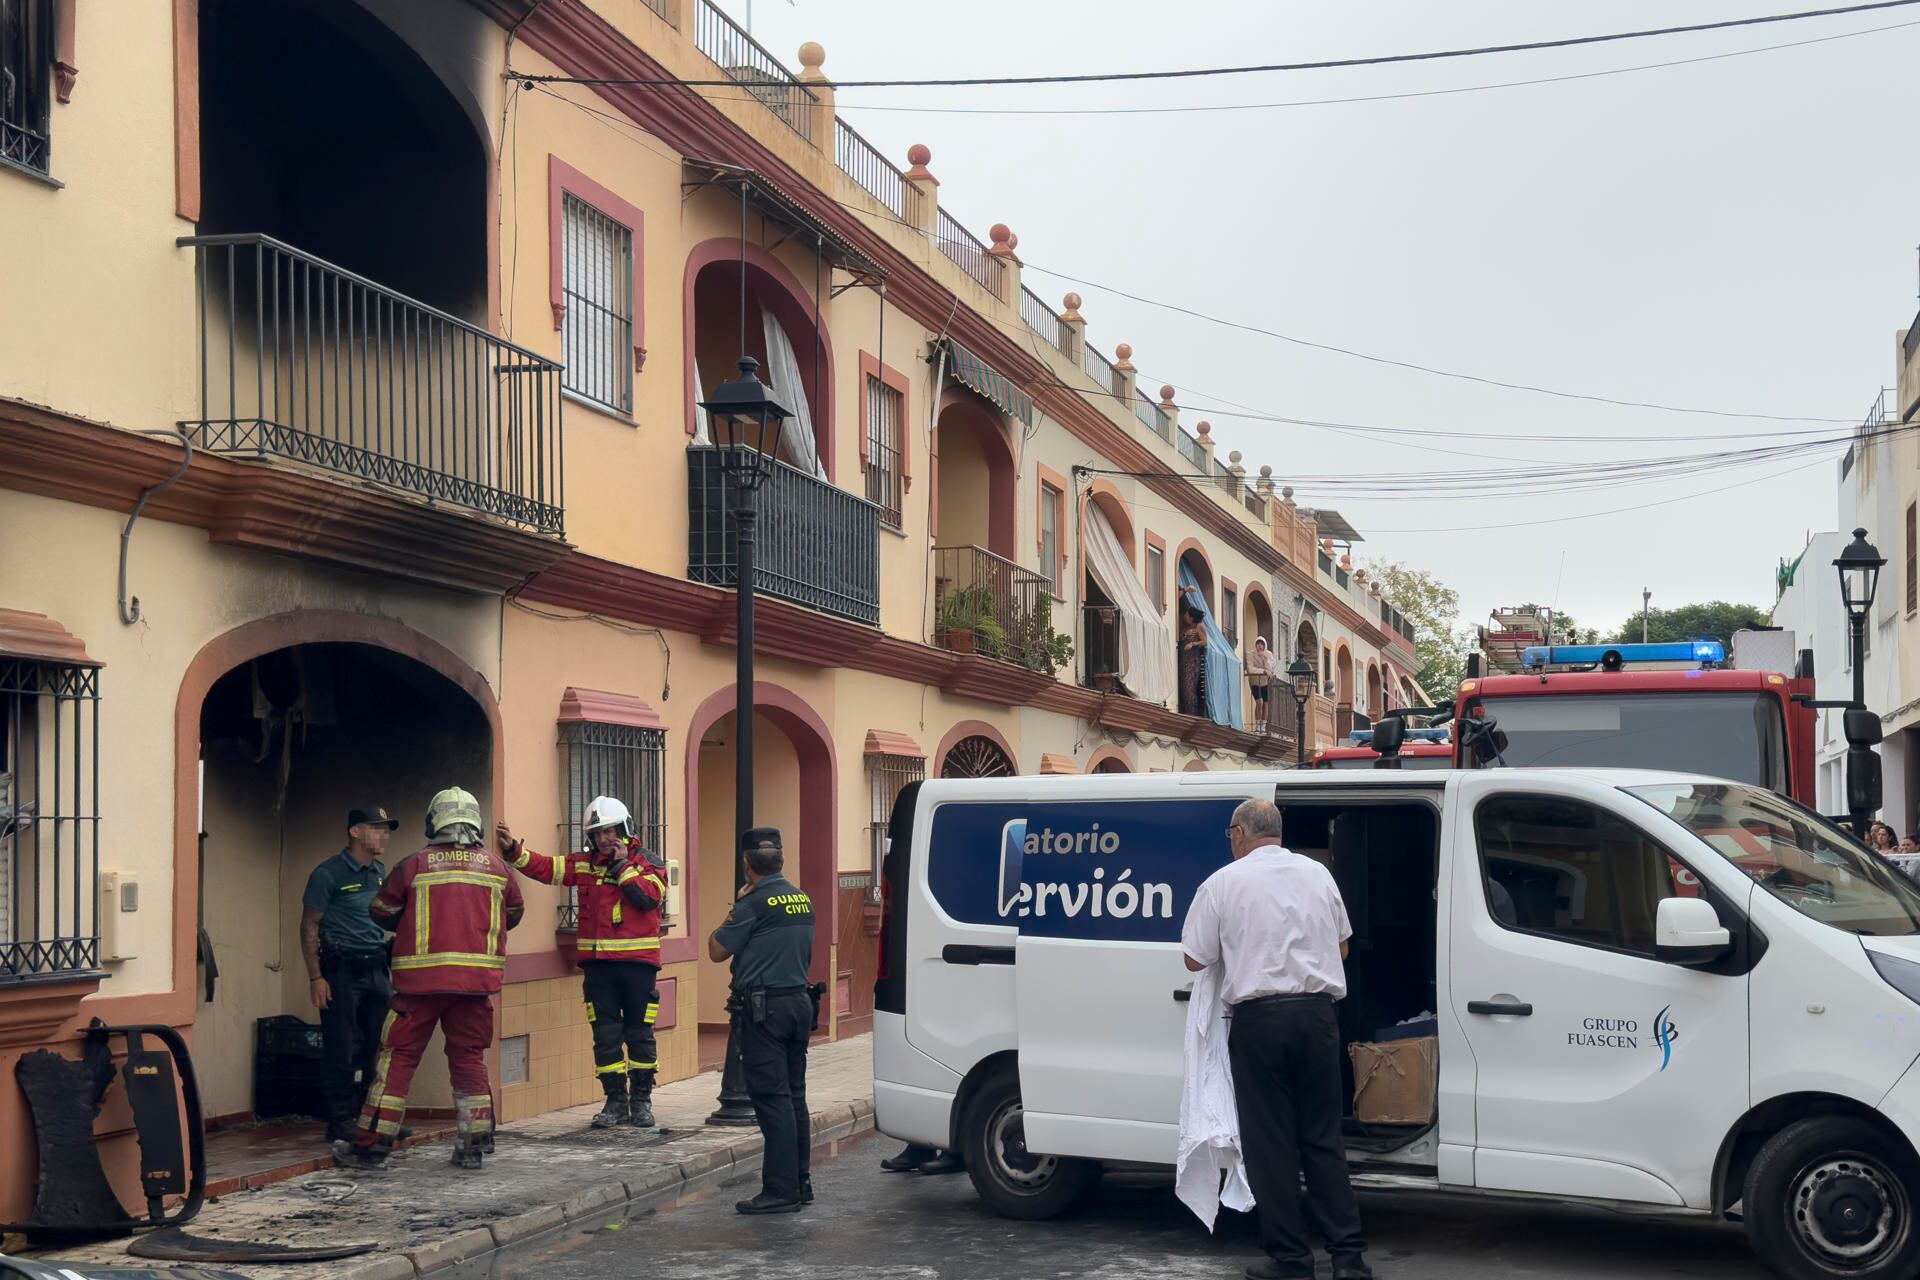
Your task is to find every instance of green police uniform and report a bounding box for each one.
[714,871,815,1206]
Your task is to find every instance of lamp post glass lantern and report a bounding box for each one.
[1833,527,1886,840]
[1287,656,1315,767]
[699,355,791,1127]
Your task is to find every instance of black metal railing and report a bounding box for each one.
[179,235,565,535]
[836,119,910,220]
[688,447,881,625]
[1083,344,1121,396]
[1,657,102,984]
[640,0,672,19]
[1213,458,1238,496]
[933,546,1058,671]
[1019,287,1069,353]
[1134,390,1169,441]
[0,116,48,175]
[937,209,1002,298]
[1176,427,1205,469]
[1317,550,1334,576]
[694,0,815,142]
[1244,488,1267,521]
[1082,604,1123,689]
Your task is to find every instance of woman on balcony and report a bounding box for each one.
[1178,590,1209,718]
[1246,637,1278,735]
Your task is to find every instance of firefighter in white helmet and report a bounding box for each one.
[498,796,669,1127]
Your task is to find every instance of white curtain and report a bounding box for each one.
[692,354,711,445]
[761,311,827,479]
[1085,502,1175,707]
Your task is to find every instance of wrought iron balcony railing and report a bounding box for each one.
[178,235,565,535]
[933,545,1061,672]
[688,447,881,625]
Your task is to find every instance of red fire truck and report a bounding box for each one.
[1451,635,1818,807]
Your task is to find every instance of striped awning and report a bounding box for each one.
[946,342,1034,428]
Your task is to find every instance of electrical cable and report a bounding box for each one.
[515,0,1920,89]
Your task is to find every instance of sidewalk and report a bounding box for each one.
[29,1033,876,1280]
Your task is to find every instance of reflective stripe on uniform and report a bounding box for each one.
[578,937,660,954]
[486,884,502,958]
[595,1059,629,1076]
[643,1002,659,1025]
[415,882,431,959]
[392,951,505,969]
[626,1060,657,1071]
[417,870,508,888]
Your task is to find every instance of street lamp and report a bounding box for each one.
[700,355,790,1127]
[1834,527,1886,840]
[1286,656,1316,768]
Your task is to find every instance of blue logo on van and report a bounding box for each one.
[925,798,1240,943]
[1652,1004,1680,1071]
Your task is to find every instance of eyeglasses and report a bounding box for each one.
[1224,824,1243,838]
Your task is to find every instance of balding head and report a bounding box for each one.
[1229,798,1283,858]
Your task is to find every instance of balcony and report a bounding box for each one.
[688,447,880,625]
[179,235,565,536]
[933,546,1064,672]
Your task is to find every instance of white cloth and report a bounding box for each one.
[762,310,828,479]
[1246,642,1279,686]
[692,354,712,445]
[1176,960,1254,1231]
[1083,501,1175,707]
[1181,844,1353,1006]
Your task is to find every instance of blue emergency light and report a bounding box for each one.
[1520,640,1725,670]
[1349,727,1451,745]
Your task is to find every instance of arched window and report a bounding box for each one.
[940,735,1015,778]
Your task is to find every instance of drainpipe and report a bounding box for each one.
[120,429,194,625]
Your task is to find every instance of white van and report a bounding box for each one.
[872,768,1920,1280]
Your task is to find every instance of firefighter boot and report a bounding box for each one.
[592,1074,629,1129]
[625,1078,655,1128]
[450,1139,483,1171]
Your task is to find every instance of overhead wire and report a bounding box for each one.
[514,0,1920,89]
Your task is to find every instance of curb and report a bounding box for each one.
[330,1097,875,1279]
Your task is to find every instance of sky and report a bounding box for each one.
[716,0,1914,640]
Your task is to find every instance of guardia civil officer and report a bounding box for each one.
[708,827,816,1215]
[300,805,400,1143]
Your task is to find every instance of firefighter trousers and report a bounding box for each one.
[581,960,660,1089]
[354,991,494,1152]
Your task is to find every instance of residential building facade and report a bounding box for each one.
[0,0,1422,1218]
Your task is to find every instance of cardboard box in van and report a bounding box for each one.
[1350,1036,1437,1126]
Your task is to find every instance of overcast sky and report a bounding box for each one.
[723,0,1913,640]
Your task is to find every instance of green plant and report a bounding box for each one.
[1009,592,1075,676]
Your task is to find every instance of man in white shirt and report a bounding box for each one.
[1182,798,1371,1280]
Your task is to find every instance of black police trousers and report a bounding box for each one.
[738,990,812,1201]
[581,960,659,1086]
[1227,994,1368,1276]
[319,949,392,1128]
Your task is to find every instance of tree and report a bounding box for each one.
[1366,561,1469,705]
[1610,601,1768,648]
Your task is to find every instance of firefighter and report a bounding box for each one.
[334,786,523,1171]
[496,797,669,1128]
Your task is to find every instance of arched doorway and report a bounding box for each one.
[689,245,832,475]
[1175,542,1214,618]
[191,631,495,1125]
[1367,662,1383,721]
[941,735,1016,778]
[1295,620,1319,680]
[1087,746,1132,774]
[932,389,1017,560]
[199,0,491,321]
[686,684,836,1064]
[1335,645,1355,739]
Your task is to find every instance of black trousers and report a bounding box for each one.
[319,950,391,1127]
[1227,995,1367,1273]
[581,960,660,1086]
[738,991,812,1201]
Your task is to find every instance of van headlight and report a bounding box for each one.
[1869,950,1920,1007]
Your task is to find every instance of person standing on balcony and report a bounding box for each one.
[1179,590,1209,718]
[497,798,670,1129]
[302,806,401,1145]
[1245,637,1279,735]
[336,787,522,1172]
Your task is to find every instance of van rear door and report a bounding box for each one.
[1013,792,1246,1165]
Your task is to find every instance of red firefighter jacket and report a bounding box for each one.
[371,842,524,995]
[509,836,668,965]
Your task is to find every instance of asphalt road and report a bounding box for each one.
[494,1130,1770,1280]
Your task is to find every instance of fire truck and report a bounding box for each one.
[1452,628,1818,807]
[1311,727,1454,770]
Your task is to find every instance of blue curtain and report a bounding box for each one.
[1176,564,1245,731]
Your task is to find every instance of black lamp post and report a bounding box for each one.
[1834,527,1886,840]
[1286,656,1316,767]
[701,355,790,1126]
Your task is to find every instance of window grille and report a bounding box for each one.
[556,721,665,931]
[1,655,101,982]
[867,754,924,902]
[562,193,635,414]
[864,375,904,527]
[0,0,52,176]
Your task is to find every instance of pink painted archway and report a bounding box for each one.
[682,238,835,480]
[931,387,1018,559]
[934,719,1017,776]
[683,683,838,984]
[1086,745,1133,774]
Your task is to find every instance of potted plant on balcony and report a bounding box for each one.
[1010,595,1076,677]
[936,587,1006,657]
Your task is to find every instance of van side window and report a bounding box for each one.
[1474,795,1682,957]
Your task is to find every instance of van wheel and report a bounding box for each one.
[960,1069,1098,1220]
[1745,1116,1920,1280]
